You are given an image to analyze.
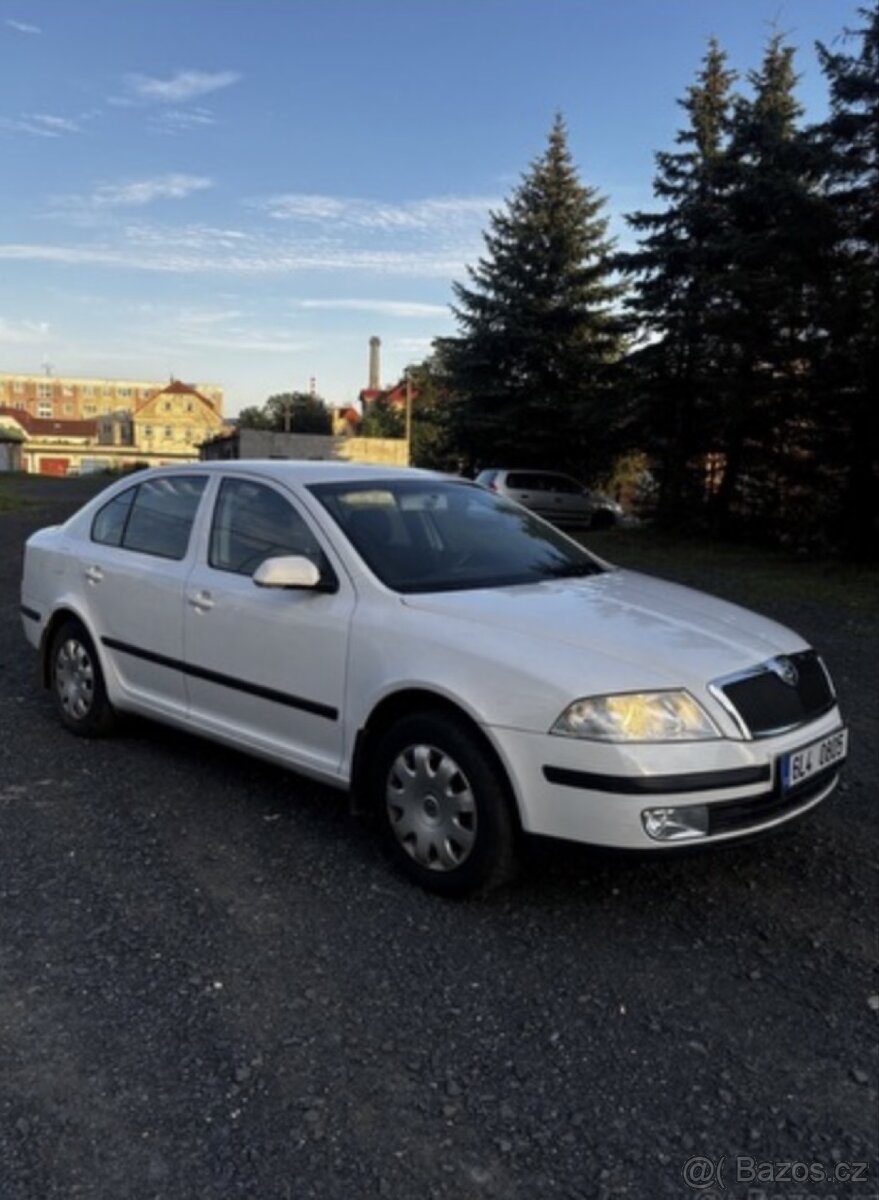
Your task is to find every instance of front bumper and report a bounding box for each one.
[487,707,845,849]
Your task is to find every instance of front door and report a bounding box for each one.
[182,475,354,777]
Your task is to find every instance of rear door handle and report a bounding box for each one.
[85,565,103,584]
[188,590,215,613]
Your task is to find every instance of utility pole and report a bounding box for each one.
[404,369,413,467]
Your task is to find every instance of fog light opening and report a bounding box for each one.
[642,805,709,841]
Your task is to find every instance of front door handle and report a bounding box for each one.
[188,590,215,613]
[85,565,103,584]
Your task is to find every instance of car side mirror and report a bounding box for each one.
[252,555,324,590]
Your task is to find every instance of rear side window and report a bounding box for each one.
[91,475,207,560]
[548,475,582,495]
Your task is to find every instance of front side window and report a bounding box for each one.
[91,475,207,559]
[546,475,583,495]
[209,478,327,577]
[507,472,545,491]
[310,479,604,593]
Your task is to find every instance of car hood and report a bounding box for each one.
[400,568,807,686]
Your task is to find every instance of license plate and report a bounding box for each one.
[781,728,848,793]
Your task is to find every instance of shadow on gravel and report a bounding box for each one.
[103,708,826,913]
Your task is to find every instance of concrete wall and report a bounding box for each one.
[236,429,408,466]
[0,442,23,471]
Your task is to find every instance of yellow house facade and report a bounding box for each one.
[133,379,225,456]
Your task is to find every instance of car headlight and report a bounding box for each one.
[550,690,720,741]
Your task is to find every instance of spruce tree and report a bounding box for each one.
[619,39,736,522]
[710,34,827,532]
[439,116,625,478]
[816,4,879,557]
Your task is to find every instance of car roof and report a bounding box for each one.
[495,468,579,479]
[129,460,447,486]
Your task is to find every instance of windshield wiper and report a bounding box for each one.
[537,561,602,580]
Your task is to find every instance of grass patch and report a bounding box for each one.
[580,524,879,616]
[0,477,29,513]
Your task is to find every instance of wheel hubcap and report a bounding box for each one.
[55,637,95,720]
[386,744,477,871]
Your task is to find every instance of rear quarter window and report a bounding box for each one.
[91,487,136,547]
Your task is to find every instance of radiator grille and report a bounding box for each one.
[715,651,835,738]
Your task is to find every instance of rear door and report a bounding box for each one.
[544,473,591,525]
[83,474,209,717]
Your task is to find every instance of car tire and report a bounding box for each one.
[372,712,519,897]
[590,509,615,531]
[50,618,118,737]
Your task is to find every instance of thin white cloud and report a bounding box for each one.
[125,69,241,104]
[391,336,437,355]
[0,317,50,344]
[93,174,214,207]
[0,235,471,278]
[296,299,448,319]
[30,113,81,133]
[149,107,216,135]
[52,174,214,214]
[127,305,305,354]
[175,332,311,354]
[175,308,245,327]
[258,193,497,233]
[0,113,81,138]
[5,18,41,34]
[0,189,488,279]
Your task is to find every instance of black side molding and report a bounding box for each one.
[101,636,338,721]
[20,605,41,622]
[542,764,771,795]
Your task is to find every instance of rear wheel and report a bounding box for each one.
[372,712,518,896]
[50,618,118,737]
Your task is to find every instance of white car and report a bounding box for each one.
[20,462,847,895]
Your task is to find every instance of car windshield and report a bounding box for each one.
[308,478,605,593]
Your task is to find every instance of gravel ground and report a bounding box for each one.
[1,476,877,1200]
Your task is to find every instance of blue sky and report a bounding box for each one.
[0,0,862,415]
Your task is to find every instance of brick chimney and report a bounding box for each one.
[368,336,381,391]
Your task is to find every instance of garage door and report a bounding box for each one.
[39,457,70,476]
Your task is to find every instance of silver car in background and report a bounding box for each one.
[475,469,623,529]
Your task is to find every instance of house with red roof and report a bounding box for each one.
[132,378,224,457]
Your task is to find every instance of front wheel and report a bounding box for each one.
[50,618,118,737]
[371,712,518,896]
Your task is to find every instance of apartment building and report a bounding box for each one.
[0,372,224,421]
